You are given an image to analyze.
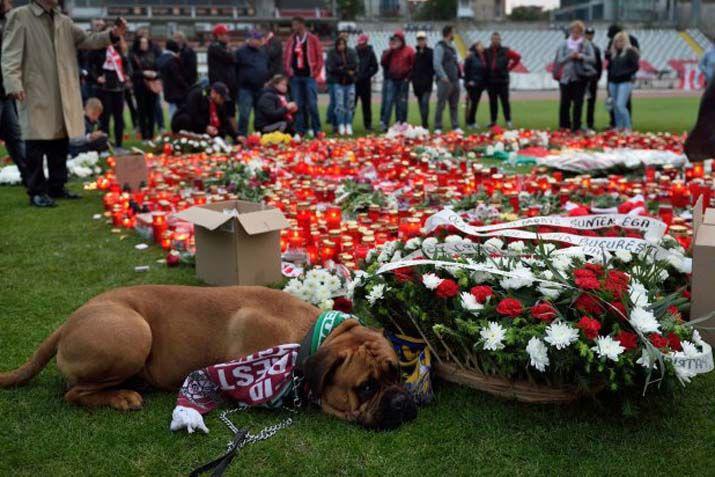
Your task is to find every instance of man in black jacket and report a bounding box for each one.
[235,30,270,137]
[463,41,489,128]
[412,31,433,129]
[0,0,26,185]
[485,32,521,128]
[263,24,284,78]
[174,30,198,87]
[157,40,189,120]
[171,82,238,141]
[208,24,237,127]
[433,25,460,133]
[354,34,378,131]
[584,27,602,130]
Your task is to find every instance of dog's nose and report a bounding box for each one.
[390,393,408,412]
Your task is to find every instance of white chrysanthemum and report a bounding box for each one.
[366,284,388,305]
[551,254,572,272]
[526,337,549,372]
[542,243,557,254]
[445,235,463,243]
[422,237,439,250]
[483,238,504,251]
[471,270,492,284]
[405,237,423,250]
[544,322,579,350]
[669,340,702,384]
[318,299,334,310]
[629,281,650,308]
[629,307,661,334]
[421,273,443,290]
[460,292,484,315]
[507,240,526,252]
[390,250,403,263]
[591,336,625,362]
[538,270,563,300]
[480,322,506,351]
[615,250,632,263]
[636,348,658,369]
[667,252,691,274]
[692,330,705,347]
[500,265,535,290]
[657,268,669,282]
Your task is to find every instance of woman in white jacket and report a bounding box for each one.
[554,20,596,132]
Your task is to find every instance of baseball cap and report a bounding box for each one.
[585,27,595,34]
[357,34,369,44]
[213,24,229,37]
[211,82,230,100]
[247,29,264,40]
[416,31,427,39]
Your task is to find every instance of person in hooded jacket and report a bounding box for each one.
[463,41,488,129]
[157,39,189,119]
[411,31,433,129]
[326,36,358,135]
[380,30,415,130]
[354,34,378,131]
[433,25,460,133]
[235,30,270,137]
[254,74,298,134]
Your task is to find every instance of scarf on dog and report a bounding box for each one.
[174,311,355,415]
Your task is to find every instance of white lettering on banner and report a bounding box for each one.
[423,209,667,241]
[233,365,254,386]
[249,379,274,401]
[217,369,235,390]
[670,350,714,373]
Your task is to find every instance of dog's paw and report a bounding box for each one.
[170,406,209,434]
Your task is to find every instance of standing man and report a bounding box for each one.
[485,32,521,129]
[699,40,715,86]
[158,39,189,119]
[284,16,323,138]
[411,31,433,130]
[235,30,270,137]
[263,24,284,78]
[208,24,237,131]
[584,27,602,130]
[2,0,126,207]
[433,25,460,134]
[379,30,415,131]
[174,30,198,87]
[354,34,378,132]
[0,0,26,186]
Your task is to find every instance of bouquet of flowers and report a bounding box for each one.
[283,267,351,311]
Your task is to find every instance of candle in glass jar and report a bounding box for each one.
[325,206,342,230]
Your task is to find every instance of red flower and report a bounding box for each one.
[530,302,558,322]
[682,289,691,299]
[393,267,414,283]
[574,293,604,315]
[435,279,460,299]
[604,270,629,298]
[667,332,683,351]
[609,301,628,320]
[496,298,524,318]
[617,331,638,350]
[584,263,604,277]
[470,285,494,304]
[573,268,601,290]
[568,206,590,216]
[649,333,669,350]
[332,297,353,314]
[577,316,602,340]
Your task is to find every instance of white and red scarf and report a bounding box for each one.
[293,33,307,69]
[103,45,126,83]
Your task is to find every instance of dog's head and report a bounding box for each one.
[303,320,417,430]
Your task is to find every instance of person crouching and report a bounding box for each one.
[69,97,109,157]
[171,82,238,141]
[254,74,298,134]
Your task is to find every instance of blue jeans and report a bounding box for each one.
[334,84,356,127]
[0,98,27,184]
[608,81,633,130]
[238,88,260,137]
[381,79,409,127]
[326,83,337,129]
[290,76,321,134]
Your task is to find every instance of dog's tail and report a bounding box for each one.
[0,326,62,387]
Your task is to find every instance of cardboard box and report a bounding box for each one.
[114,154,148,191]
[175,200,289,286]
[691,200,715,344]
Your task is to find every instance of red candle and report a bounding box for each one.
[325,206,342,230]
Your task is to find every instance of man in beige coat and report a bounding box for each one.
[1,0,126,207]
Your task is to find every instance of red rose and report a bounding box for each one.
[604,270,629,298]
[667,332,683,351]
[496,298,524,318]
[332,296,353,314]
[682,289,691,299]
[616,331,638,350]
[575,293,604,315]
[530,302,557,322]
[577,316,602,340]
[584,263,604,277]
[470,285,494,304]
[573,268,601,290]
[435,279,460,299]
[649,333,669,349]
[568,206,590,216]
[393,267,414,283]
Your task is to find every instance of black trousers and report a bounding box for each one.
[559,80,587,131]
[465,84,487,125]
[585,79,598,129]
[100,90,125,148]
[25,138,69,197]
[124,88,138,130]
[487,82,511,123]
[355,79,372,129]
[135,85,157,140]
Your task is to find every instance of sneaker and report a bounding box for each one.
[30,194,57,208]
[307,129,315,138]
[434,129,442,135]
[454,128,463,134]
[466,123,476,129]
[506,121,513,129]
[338,124,346,136]
[292,134,301,142]
[346,124,353,135]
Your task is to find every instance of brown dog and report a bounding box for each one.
[0,285,416,429]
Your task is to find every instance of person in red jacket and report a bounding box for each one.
[379,30,415,131]
[485,32,521,128]
[283,16,324,137]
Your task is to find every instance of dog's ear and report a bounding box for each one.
[303,346,347,396]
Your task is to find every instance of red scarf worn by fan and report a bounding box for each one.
[103,45,125,83]
[278,94,293,123]
[294,33,307,69]
[208,100,221,130]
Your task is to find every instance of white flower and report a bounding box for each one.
[629,307,661,334]
[445,235,463,243]
[365,249,378,264]
[657,268,669,282]
[692,330,705,347]
[667,252,691,274]
[471,270,492,284]
[483,238,504,251]
[670,340,702,384]
[421,237,439,250]
[460,292,484,315]
[421,273,443,290]
[615,250,632,263]
[551,254,572,272]
[499,265,535,290]
[366,284,388,305]
[544,322,579,350]
[636,348,658,369]
[390,250,403,263]
[629,281,650,308]
[318,299,334,310]
[591,336,625,362]
[526,337,549,372]
[405,237,422,250]
[480,322,506,351]
[507,240,526,252]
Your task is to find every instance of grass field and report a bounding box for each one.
[1,96,714,476]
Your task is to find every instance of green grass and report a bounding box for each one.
[1,96,714,476]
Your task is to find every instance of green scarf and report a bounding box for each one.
[297,310,356,366]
